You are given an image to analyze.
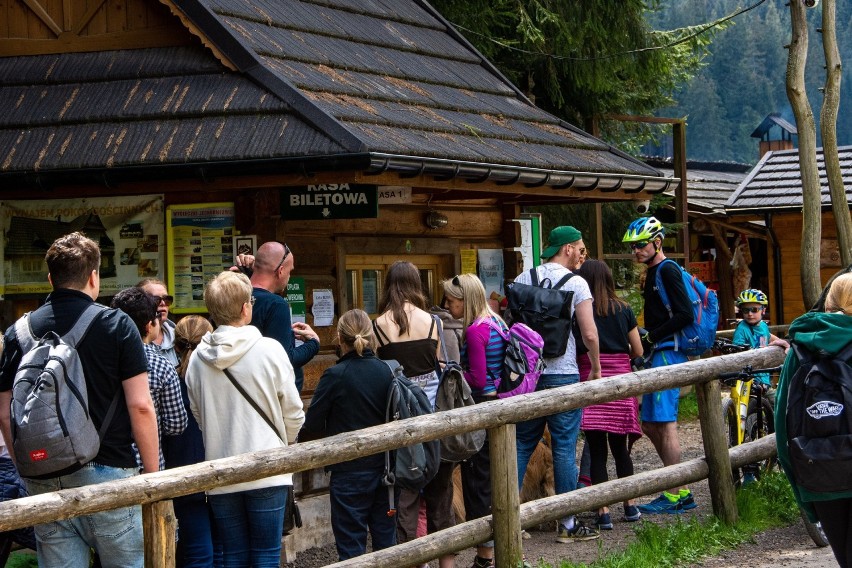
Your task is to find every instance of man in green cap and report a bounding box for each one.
[513,226,602,542]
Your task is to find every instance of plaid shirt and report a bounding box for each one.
[136,343,188,470]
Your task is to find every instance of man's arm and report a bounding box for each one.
[123,372,159,474]
[0,391,13,467]
[575,299,601,379]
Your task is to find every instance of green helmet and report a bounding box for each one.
[737,288,768,306]
[622,217,664,243]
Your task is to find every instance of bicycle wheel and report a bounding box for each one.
[721,398,741,484]
[744,397,776,477]
[800,508,831,548]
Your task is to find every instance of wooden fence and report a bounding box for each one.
[0,346,787,568]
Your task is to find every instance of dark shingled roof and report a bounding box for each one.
[645,159,751,214]
[726,147,852,213]
[0,0,666,191]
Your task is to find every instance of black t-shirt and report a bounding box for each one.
[595,303,638,354]
[0,289,149,468]
[643,260,694,345]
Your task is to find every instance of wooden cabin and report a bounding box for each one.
[0,0,680,388]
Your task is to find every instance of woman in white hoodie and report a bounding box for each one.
[186,271,305,568]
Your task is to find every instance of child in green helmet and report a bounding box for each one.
[732,288,789,393]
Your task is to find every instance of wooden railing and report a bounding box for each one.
[0,346,787,568]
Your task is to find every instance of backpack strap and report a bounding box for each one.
[432,315,451,370]
[14,314,35,354]
[62,304,108,348]
[552,272,575,290]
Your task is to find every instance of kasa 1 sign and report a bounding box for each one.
[281,184,378,220]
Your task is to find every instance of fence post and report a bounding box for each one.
[143,500,177,568]
[489,423,523,568]
[695,379,738,524]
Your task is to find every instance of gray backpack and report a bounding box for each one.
[12,304,117,479]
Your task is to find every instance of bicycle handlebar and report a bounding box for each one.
[718,366,783,380]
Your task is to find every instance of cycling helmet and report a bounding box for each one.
[622,217,665,243]
[737,288,768,306]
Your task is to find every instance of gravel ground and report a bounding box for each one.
[285,417,836,568]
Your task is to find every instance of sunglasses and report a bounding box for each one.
[629,241,651,250]
[273,243,291,272]
[452,275,460,286]
[156,295,174,307]
[740,307,763,314]
[569,244,587,255]
[246,296,256,307]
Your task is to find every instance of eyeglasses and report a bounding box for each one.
[246,296,256,307]
[569,245,587,255]
[156,295,174,306]
[741,307,763,314]
[273,243,291,273]
[629,241,651,251]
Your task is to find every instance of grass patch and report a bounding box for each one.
[677,390,699,422]
[6,552,38,568]
[549,471,799,568]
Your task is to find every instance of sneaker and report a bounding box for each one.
[679,492,697,511]
[556,522,600,542]
[470,556,494,568]
[637,494,683,515]
[623,505,642,522]
[595,512,613,530]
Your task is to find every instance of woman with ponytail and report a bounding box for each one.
[164,315,216,567]
[302,309,397,560]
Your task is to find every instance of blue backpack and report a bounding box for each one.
[655,259,719,356]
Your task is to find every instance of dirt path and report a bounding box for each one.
[287,417,836,567]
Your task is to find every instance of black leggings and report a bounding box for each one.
[584,430,633,485]
[814,498,852,568]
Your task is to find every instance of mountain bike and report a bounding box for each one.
[713,337,830,548]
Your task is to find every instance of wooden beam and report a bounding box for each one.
[142,500,176,568]
[21,0,63,36]
[489,424,523,568]
[71,0,109,34]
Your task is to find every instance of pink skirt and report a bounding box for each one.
[578,353,642,440]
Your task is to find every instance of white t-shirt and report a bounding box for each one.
[513,263,593,375]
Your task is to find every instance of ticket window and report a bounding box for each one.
[345,255,449,317]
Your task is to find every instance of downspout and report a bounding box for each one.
[766,212,785,325]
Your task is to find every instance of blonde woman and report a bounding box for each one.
[776,273,852,568]
[186,271,304,568]
[302,309,397,560]
[441,274,507,568]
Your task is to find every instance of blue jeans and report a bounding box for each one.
[208,485,286,568]
[516,374,581,496]
[329,470,397,561]
[173,493,215,568]
[25,463,143,568]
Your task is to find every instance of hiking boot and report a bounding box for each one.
[595,512,613,530]
[637,494,683,515]
[679,492,697,511]
[623,505,642,522]
[556,522,600,542]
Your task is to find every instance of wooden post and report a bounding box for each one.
[489,424,522,568]
[695,379,738,524]
[143,500,176,568]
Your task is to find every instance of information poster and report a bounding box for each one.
[0,196,164,296]
[167,203,235,314]
[478,249,504,299]
[312,289,334,326]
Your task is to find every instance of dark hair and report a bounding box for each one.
[46,232,100,290]
[111,287,159,337]
[575,259,627,317]
[378,261,427,335]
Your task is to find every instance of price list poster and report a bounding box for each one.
[166,203,235,314]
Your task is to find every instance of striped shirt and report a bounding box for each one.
[461,316,507,396]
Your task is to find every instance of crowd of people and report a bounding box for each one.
[0,219,847,568]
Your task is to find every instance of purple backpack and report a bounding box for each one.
[487,320,546,398]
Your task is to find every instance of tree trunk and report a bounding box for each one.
[787,0,823,308]
[820,0,852,267]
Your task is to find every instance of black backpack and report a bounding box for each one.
[506,267,575,359]
[382,361,440,493]
[785,341,852,493]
